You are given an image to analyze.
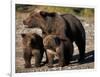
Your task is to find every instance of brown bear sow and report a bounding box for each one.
[23,11,86,63]
[43,35,73,67]
[21,33,48,68]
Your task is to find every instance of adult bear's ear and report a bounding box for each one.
[48,12,56,17]
[21,34,26,38]
[40,11,48,17]
[40,11,56,17]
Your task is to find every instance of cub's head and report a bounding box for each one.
[21,33,43,49]
[43,35,61,50]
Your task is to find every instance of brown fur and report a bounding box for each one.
[21,33,48,68]
[23,11,86,62]
[43,35,73,67]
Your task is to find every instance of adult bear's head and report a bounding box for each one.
[23,10,57,34]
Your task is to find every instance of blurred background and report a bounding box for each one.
[16,4,94,17]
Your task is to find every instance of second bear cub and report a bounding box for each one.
[43,35,73,67]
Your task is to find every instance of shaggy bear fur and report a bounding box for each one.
[43,35,73,67]
[21,33,48,68]
[23,11,86,62]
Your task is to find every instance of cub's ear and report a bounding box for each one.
[21,34,26,38]
[54,37,61,46]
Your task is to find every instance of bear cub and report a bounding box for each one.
[21,33,48,68]
[43,35,73,67]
